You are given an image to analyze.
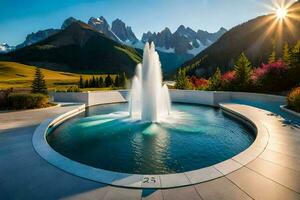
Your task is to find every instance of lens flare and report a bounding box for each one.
[276,7,287,19]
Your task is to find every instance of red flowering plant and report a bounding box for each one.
[189,76,209,90]
[252,61,289,92]
[221,71,236,91]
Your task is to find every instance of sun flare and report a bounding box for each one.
[276,7,287,19]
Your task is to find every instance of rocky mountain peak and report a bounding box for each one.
[88,16,110,30]
[88,16,118,41]
[61,17,78,29]
[111,18,138,44]
[161,27,172,35]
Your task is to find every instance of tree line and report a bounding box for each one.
[78,73,127,88]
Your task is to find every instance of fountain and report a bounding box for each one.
[46,42,255,176]
[129,42,171,122]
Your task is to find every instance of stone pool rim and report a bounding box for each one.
[32,101,268,189]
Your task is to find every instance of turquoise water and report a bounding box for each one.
[47,103,255,174]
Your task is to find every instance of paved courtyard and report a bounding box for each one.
[0,103,300,200]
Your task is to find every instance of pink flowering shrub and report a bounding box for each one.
[220,71,237,91]
[252,61,289,92]
[221,71,236,82]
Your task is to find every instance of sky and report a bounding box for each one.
[0,0,285,45]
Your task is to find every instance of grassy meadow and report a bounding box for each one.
[0,62,116,91]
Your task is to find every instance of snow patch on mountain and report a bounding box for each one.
[0,43,15,53]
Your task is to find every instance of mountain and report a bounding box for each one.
[16,29,60,49]
[88,17,119,41]
[111,19,139,46]
[141,26,227,55]
[6,15,226,77]
[0,43,15,53]
[180,2,300,77]
[61,17,78,29]
[15,18,76,50]
[12,15,226,58]
[86,16,226,56]
[1,21,141,77]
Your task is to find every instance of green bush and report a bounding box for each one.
[8,93,49,109]
[67,86,80,92]
[0,88,13,109]
[55,86,80,93]
[287,87,300,112]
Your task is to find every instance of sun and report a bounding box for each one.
[276,7,287,19]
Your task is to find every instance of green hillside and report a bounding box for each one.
[0,21,142,78]
[0,61,115,90]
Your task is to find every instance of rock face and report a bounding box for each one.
[16,29,60,49]
[111,19,139,45]
[0,43,15,53]
[142,26,227,55]
[88,17,119,41]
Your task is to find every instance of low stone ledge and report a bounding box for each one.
[280,105,300,117]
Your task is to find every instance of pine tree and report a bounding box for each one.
[119,72,127,88]
[99,77,104,88]
[88,79,93,88]
[95,77,99,87]
[31,67,47,94]
[105,75,113,87]
[291,41,300,66]
[269,42,276,63]
[175,69,190,90]
[234,53,252,90]
[84,79,89,88]
[208,68,222,91]
[283,43,291,65]
[114,75,120,87]
[91,76,96,87]
[289,41,300,86]
[79,76,84,88]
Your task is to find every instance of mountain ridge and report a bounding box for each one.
[180,2,300,77]
[3,16,226,57]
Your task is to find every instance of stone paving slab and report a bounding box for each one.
[159,173,191,188]
[195,177,252,200]
[102,186,142,200]
[247,158,300,193]
[162,186,202,200]
[267,142,300,159]
[185,166,222,184]
[227,167,300,200]
[214,159,242,175]
[259,149,300,172]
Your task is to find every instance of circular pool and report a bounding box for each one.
[47,103,255,175]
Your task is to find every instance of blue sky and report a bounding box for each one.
[0,0,282,45]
